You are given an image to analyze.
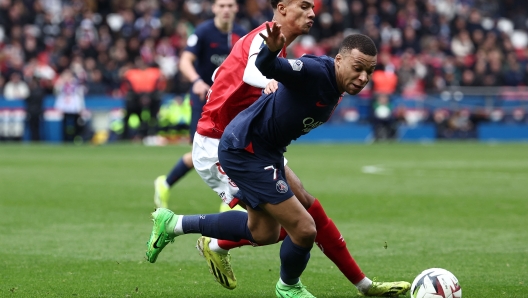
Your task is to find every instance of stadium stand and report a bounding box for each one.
[0,0,527,142]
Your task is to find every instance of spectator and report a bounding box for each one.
[3,72,29,100]
[451,30,474,58]
[502,53,524,86]
[371,94,396,141]
[0,75,5,95]
[85,69,108,95]
[505,108,528,125]
[54,69,86,143]
[25,76,45,141]
[460,68,476,86]
[371,53,398,95]
[121,57,164,140]
[447,109,476,139]
[433,109,451,139]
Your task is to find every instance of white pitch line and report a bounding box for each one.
[361,165,388,174]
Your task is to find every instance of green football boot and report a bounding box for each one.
[275,280,316,298]
[359,281,411,297]
[145,208,178,263]
[196,236,237,289]
[154,175,170,208]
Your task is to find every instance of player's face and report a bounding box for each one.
[212,0,238,25]
[335,49,376,95]
[279,0,315,35]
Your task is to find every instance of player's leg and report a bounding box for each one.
[153,98,201,208]
[145,208,257,261]
[145,201,279,286]
[191,133,243,288]
[218,146,316,298]
[285,165,410,296]
[154,152,193,208]
[262,197,316,298]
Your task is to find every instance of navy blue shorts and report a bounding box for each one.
[218,143,294,210]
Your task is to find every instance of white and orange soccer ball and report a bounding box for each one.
[410,268,462,298]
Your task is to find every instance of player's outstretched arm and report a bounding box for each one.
[258,22,285,52]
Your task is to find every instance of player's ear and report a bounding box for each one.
[335,53,342,70]
[277,2,287,15]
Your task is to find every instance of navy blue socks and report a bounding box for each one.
[279,236,312,285]
[166,158,191,186]
[181,211,255,243]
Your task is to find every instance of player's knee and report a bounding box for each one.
[183,152,194,168]
[292,219,317,245]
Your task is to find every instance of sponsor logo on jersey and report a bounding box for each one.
[276,180,289,193]
[302,117,324,133]
[288,59,303,71]
[210,54,228,66]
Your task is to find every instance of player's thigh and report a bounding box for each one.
[262,196,316,247]
[192,134,239,205]
[284,165,315,209]
[246,206,281,245]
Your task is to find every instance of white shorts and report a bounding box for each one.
[192,132,287,208]
[192,133,240,207]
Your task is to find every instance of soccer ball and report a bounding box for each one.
[410,268,462,298]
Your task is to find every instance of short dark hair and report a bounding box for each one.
[270,0,281,9]
[339,34,378,57]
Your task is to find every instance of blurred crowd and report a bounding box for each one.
[1,0,527,100]
[1,0,528,142]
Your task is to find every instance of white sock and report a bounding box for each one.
[208,238,229,254]
[279,278,300,286]
[163,180,169,188]
[173,215,184,235]
[355,277,373,294]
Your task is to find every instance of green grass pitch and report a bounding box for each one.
[1,142,527,297]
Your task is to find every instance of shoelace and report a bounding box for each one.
[220,253,233,272]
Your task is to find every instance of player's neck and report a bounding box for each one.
[214,18,233,33]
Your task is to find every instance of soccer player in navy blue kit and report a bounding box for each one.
[146,24,410,297]
[153,0,247,209]
[218,25,380,298]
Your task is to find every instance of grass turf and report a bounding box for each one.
[0,142,527,297]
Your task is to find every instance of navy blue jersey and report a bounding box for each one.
[185,20,247,86]
[222,47,343,159]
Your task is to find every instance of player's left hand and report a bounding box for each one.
[259,22,286,52]
[264,79,278,94]
[192,79,210,101]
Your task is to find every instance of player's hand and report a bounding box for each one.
[192,79,210,101]
[259,22,286,52]
[264,79,279,94]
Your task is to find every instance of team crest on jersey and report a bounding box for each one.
[288,59,303,71]
[276,180,289,193]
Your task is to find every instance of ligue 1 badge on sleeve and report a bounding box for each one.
[288,59,303,71]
